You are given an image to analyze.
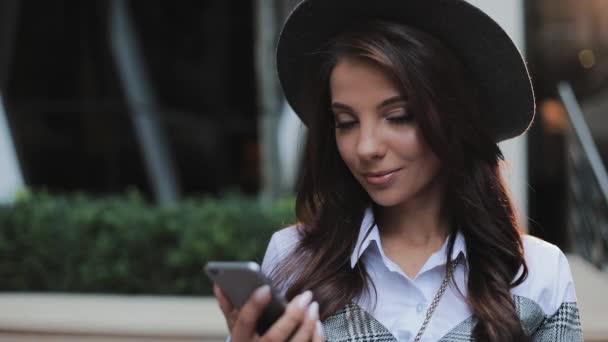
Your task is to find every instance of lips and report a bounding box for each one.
[362,168,402,186]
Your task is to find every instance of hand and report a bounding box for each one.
[214,284,325,342]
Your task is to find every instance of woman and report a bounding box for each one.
[214,0,583,341]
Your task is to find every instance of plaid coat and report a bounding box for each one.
[321,295,582,341]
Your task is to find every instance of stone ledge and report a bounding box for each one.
[0,294,228,340]
[0,255,606,341]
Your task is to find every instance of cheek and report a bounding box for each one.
[392,129,422,157]
[395,129,439,168]
[414,143,442,175]
[424,154,442,176]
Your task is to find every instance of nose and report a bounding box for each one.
[356,121,386,161]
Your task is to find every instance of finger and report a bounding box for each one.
[227,309,239,327]
[213,285,239,330]
[289,301,318,342]
[213,284,235,317]
[261,291,313,341]
[313,321,325,342]
[232,285,272,341]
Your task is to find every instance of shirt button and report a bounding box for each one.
[416,303,426,314]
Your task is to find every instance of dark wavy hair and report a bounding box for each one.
[270,21,529,341]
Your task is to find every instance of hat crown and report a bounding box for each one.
[277,0,535,142]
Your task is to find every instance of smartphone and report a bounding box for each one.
[205,261,287,335]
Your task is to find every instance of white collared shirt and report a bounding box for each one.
[261,208,579,341]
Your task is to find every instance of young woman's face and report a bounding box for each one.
[330,55,442,207]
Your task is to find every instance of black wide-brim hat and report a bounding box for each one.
[276,0,535,142]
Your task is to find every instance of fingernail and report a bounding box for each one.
[254,285,271,302]
[307,301,319,320]
[297,290,313,309]
[316,320,325,337]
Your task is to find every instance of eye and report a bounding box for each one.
[386,108,413,124]
[333,112,357,130]
[335,120,357,130]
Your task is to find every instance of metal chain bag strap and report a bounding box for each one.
[413,254,464,342]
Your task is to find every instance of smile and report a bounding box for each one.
[362,168,402,186]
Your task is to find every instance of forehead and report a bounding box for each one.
[329,55,402,101]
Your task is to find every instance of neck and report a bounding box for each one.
[376,177,448,249]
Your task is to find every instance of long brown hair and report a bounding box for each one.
[270,21,529,341]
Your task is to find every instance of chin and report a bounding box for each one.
[368,191,408,208]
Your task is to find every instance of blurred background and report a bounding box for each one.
[0,0,606,341]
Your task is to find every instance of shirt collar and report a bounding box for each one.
[350,207,467,269]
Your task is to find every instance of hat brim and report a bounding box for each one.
[276,0,535,142]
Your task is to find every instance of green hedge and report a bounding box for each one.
[0,190,295,295]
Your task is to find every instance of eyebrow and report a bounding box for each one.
[331,95,407,112]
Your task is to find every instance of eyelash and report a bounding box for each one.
[334,113,413,130]
[387,113,413,124]
[334,121,356,129]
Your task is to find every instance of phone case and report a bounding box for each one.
[205,261,287,335]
